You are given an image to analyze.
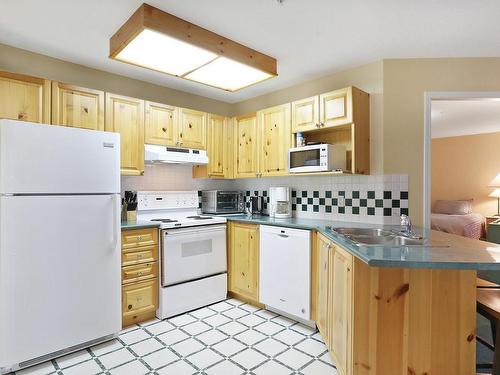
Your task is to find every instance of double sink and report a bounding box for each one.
[330,227,428,247]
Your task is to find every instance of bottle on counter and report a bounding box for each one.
[296,132,305,147]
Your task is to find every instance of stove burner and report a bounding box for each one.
[186,215,213,220]
[150,219,179,223]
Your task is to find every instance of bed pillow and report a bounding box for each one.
[433,199,473,215]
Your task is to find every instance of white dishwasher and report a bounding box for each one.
[259,225,311,321]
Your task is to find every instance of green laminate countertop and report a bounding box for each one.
[225,215,500,270]
[121,220,161,230]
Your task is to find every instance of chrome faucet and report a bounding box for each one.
[400,214,412,235]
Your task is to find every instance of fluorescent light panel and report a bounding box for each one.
[185,57,274,91]
[110,4,277,91]
[115,29,218,76]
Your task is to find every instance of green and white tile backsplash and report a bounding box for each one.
[234,174,409,224]
[122,164,409,225]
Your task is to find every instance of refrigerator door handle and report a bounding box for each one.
[112,194,118,250]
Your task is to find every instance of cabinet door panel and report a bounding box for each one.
[291,96,319,133]
[207,114,226,177]
[51,82,104,130]
[122,279,158,327]
[329,245,353,375]
[234,114,258,178]
[258,104,291,176]
[145,101,177,146]
[320,87,353,128]
[179,108,206,149]
[228,222,259,301]
[105,93,145,176]
[0,71,50,123]
[317,235,331,342]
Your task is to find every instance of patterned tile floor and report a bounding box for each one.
[14,299,337,375]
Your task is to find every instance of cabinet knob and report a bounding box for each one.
[162,127,167,132]
[188,123,192,129]
[82,107,89,114]
[320,122,325,127]
[128,304,133,310]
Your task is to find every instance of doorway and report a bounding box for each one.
[424,92,500,372]
[423,92,500,228]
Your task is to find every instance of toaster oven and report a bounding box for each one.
[201,190,245,214]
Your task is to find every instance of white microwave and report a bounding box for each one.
[288,144,346,173]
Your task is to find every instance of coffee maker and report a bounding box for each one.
[269,187,292,218]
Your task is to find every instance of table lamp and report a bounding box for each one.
[489,174,500,216]
[489,189,500,217]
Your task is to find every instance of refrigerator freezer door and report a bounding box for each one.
[0,195,121,369]
[0,120,120,194]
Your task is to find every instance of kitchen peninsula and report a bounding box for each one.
[225,215,500,375]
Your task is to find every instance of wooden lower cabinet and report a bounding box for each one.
[121,227,159,328]
[122,279,159,327]
[328,244,353,375]
[227,222,260,304]
[312,233,476,375]
[315,233,331,341]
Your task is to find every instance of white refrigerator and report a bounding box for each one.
[0,120,122,374]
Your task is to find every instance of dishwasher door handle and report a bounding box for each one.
[278,234,289,238]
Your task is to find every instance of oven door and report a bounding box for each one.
[162,225,227,286]
[288,147,325,173]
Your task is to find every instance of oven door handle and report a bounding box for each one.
[164,225,226,236]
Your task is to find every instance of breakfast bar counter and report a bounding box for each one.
[226,214,500,270]
[226,215,499,374]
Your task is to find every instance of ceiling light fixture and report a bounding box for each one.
[110,3,277,91]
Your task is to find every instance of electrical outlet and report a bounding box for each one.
[338,196,345,207]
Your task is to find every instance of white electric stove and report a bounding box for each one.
[137,191,227,318]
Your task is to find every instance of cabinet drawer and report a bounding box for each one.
[122,279,158,327]
[122,261,159,284]
[121,228,158,249]
[122,245,158,266]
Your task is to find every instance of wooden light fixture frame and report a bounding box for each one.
[110,3,277,90]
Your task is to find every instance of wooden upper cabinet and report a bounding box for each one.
[105,93,145,176]
[228,222,260,302]
[207,114,227,177]
[234,113,259,178]
[258,103,291,176]
[178,108,207,149]
[51,82,104,130]
[145,101,177,146]
[291,96,319,133]
[320,87,353,128]
[0,71,50,123]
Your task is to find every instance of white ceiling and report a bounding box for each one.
[432,100,500,138]
[1,0,500,103]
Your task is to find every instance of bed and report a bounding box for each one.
[430,199,486,239]
[430,212,486,239]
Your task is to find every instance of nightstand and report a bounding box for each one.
[486,216,499,238]
[487,221,500,244]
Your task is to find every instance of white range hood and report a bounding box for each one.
[145,144,208,165]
